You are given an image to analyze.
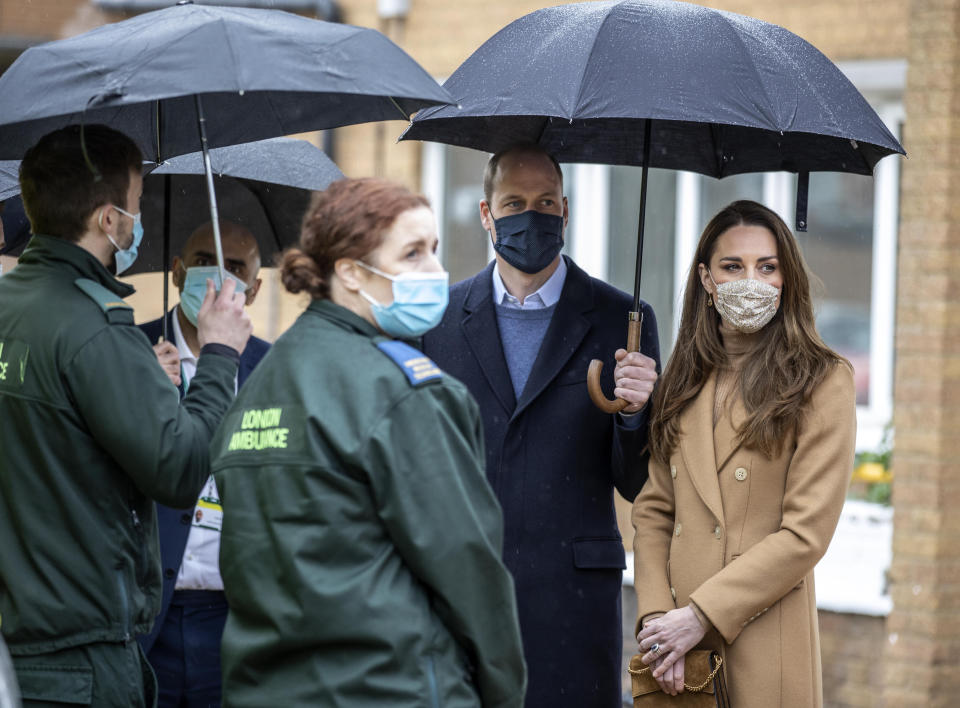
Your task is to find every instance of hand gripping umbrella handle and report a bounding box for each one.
[587,311,642,414]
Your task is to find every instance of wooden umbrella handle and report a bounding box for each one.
[587,311,643,413]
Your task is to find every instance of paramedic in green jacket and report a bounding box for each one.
[211,178,526,708]
[0,125,251,707]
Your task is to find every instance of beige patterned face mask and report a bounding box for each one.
[709,271,780,333]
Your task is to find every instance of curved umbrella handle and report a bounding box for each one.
[587,311,642,413]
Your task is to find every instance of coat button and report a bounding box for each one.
[714,525,722,539]
[734,467,748,481]
[164,568,176,579]
[180,513,192,525]
[670,465,677,479]
[670,587,677,600]
[675,523,682,537]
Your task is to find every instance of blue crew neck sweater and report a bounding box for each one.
[495,303,557,397]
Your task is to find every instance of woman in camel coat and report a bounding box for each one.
[632,200,856,708]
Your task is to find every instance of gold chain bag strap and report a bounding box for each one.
[628,650,729,708]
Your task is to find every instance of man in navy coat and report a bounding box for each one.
[422,144,660,707]
[138,220,270,708]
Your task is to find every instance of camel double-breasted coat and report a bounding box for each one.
[632,363,856,708]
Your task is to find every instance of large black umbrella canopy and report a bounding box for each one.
[0,2,450,279]
[0,3,451,162]
[402,0,903,176]
[401,0,904,412]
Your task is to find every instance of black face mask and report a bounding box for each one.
[492,210,564,274]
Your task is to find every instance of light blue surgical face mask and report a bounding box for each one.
[102,205,143,275]
[356,261,449,339]
[178,264,249,326]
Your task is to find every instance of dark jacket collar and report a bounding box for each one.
[459,256,595,419]
[20,234,135,298]
[308,298,381,339]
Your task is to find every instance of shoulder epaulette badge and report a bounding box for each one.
[74,278,134,324]
[376,340,443,386]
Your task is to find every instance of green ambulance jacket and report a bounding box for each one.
[212,300,527,708]
[0,235,237,654]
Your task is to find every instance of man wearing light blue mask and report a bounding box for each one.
[138,219,270,708]
[0,124,252,708]
[422,143,662,708]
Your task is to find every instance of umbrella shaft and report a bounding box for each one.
[162,174,172,342]
[632,120,652,312]
[194,94,226,277]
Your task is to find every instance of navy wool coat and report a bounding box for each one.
[422,257,660,708]
[136,308,270,654]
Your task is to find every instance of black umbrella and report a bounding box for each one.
[0,163,17,202]
[140,137,344,269]
[1,139,344,260]
[0,1,450,282]
[401,0,905,412]
[1,138,344,338]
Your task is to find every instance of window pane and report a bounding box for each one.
[607,167,676,356]
[700,173,764,221]
[802,172,874,406]
[438,146,491,285]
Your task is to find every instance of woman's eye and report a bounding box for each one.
[761,263,777,273]
[406,249,419,259]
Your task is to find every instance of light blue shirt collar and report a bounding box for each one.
[492,256,567,310]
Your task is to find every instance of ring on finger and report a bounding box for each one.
[650,642,662,656]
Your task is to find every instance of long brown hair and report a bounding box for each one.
[648,200,847,463]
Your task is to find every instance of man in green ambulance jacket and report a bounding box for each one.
[0,124,251,707]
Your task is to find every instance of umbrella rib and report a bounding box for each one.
[220,18,245,95]
[122,23,227,98]
[714,14,783,133]
[569,8,620,122]
[388,96,409,121]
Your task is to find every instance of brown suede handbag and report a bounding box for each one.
[628,650,730,708]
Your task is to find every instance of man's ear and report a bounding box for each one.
[480,200,495,243]
[245,276,263,306]
[171,256,185,290]
[94,204,119,238]
[334,258,364,293]
[562,196,569,230]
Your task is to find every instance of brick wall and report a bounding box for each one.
[884,0,960,705]
[0,0,110,41]
[820,611,886,708]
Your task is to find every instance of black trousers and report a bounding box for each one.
[147,590,228,708]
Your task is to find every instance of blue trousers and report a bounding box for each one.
[147,590,228,708]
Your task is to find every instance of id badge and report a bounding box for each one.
[192,477,223,532]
